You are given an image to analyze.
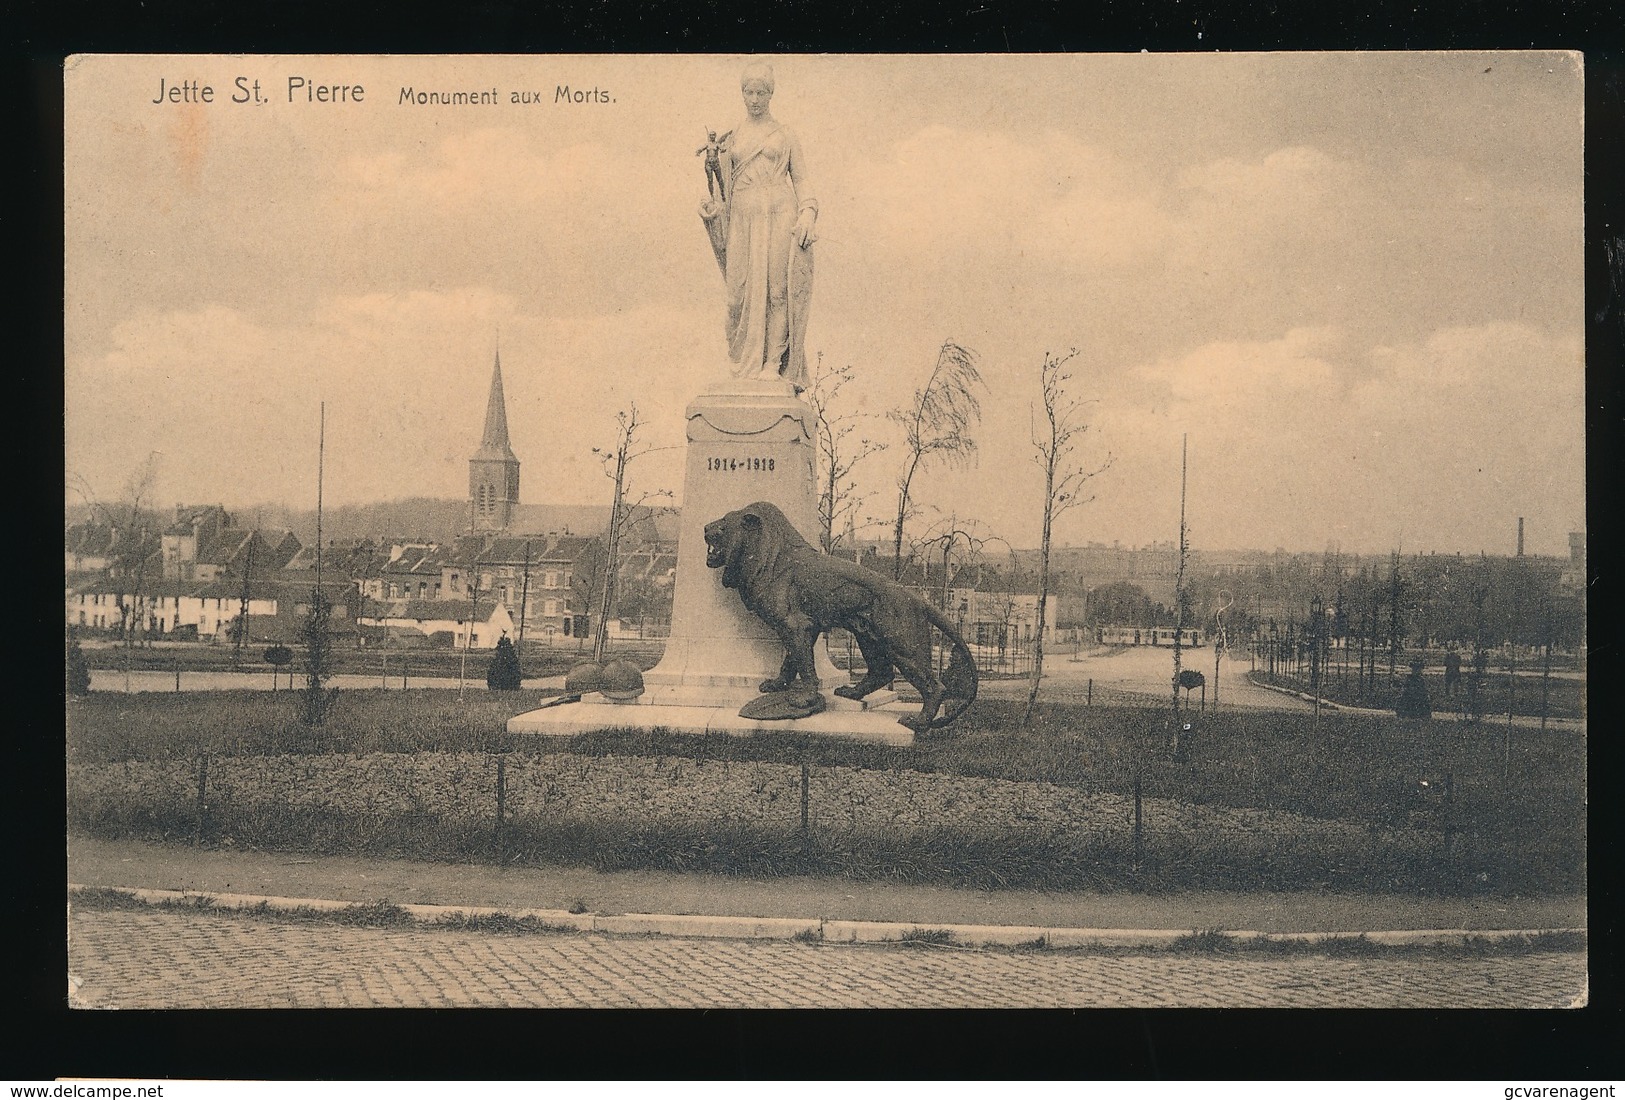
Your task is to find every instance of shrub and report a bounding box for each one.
[486,635,522,691]
[66,638,92,697]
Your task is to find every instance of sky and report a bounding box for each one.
[64,52,1585,555]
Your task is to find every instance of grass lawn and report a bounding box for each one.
[66,685,1585,895]
[77,640,666,681]
[1254,667,1584,720]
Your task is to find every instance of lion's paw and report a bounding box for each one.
[759,678,791,693]
[833,684,863,700]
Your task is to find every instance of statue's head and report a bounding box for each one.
[741,62,775,117]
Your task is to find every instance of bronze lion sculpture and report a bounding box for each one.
[705,501,978,730]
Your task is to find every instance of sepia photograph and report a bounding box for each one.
[63,51,1587,1011]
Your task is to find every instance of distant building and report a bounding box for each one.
[1560,531,1586,592]
[358,598,514,650]
[159,504,300,582]
[929,563,1058,650]
[65,578,281,640]
[63,521,146,574]
[468,350,520,533]
[1098,625,1205,648]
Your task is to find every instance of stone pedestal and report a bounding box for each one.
[640,378,842,706]
[507,377,909,744]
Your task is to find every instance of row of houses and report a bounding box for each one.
[66,504,676,650]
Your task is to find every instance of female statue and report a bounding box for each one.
[699,63,819,390]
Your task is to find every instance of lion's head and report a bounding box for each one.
[704,501,805,591]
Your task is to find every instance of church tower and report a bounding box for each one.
[469,349,520,532]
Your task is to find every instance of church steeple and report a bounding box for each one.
[474,349,516,461]
[469,347,520,531]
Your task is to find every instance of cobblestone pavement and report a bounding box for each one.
[68,908,1586,1009]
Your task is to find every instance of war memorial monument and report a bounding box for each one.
[509,63,977,745]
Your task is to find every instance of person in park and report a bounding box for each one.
[1443,647,1461,696]
[698,62,819,390]
[1396,657,1433,720]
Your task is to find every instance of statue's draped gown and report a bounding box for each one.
[701,121,815,389]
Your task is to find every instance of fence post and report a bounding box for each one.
[495,755,507,844]
[1441,771,1454,857]
[1087,678,1093,707]
[1504,659,1515,779]
[1132,769,1144,872]
[175,657,181,692]
[193,753,209,848]
[800,761,810,836]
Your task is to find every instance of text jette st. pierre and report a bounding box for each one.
[150,76,614,106]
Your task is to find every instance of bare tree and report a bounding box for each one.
[1022,350,1112,729]
[568,540,607,650]
[913,515,991,615]
[983,550,1023,676]
[515,538,533,657]
[913,515,1001,675]
[590,404,673,664]
[232,536,255,670]
[68,453,163,692]
[1171,434,1191,756]
[887,340,984,579]
[300,404,337,727]
[458,546,483,699]
[806,352,885,555]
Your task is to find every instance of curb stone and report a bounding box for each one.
[68,884,1585,951]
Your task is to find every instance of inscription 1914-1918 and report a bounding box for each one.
[705,456,777,474]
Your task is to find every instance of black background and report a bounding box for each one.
[14,0,1621,1083]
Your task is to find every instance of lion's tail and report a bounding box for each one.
[922,601,979,729]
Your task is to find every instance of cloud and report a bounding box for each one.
[1068,322,1584,553]
[1179,145,1347,204]
[64,292,706,512]
[1349,321,1584,483]
[845,125,1171,271]
[334,129,625,212]
[1137,325,1347,408]
[1170,145,1360,272]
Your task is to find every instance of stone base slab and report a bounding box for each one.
[506,691,915,745]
